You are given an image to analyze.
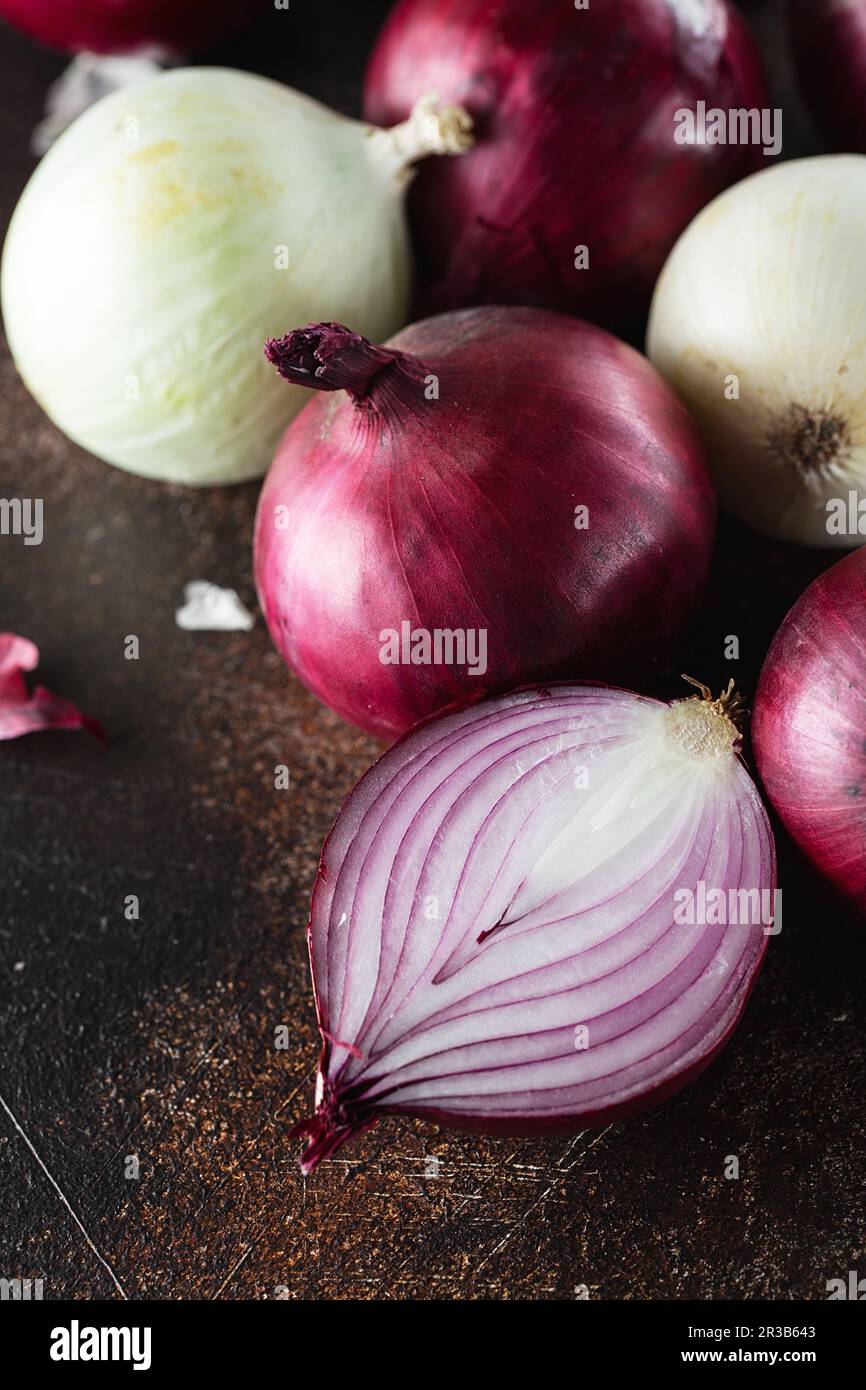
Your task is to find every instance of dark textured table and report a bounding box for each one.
[0,0,863,1302]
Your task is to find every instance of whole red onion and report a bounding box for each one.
[292,682,775,1172]
[254,307,715,741]
[363,0,769,325]
[0,0,266,55]
[753,549,866,913]
[790,0,866,153]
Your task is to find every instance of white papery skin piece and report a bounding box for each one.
[32,53,171,156]
[307,686,774,1148]
[174,581,254,631]
[647,156,866,546]
[0,69,418,485]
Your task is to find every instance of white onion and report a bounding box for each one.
[0,68,471,486]
[647,156,866,547]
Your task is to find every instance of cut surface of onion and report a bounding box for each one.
[647,156,866,546]
[293,683,775,1173]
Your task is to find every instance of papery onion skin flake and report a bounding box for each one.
[363,0,769,326]
[0,634,104,742]
[255,307,715,740]
[648,155,866,547]
[292,683,776,1174]
[753,548,866,913]
[0,69,472,486]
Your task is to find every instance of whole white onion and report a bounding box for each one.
[647,156,866,547]
[0,68,471,485]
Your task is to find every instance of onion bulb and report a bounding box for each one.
[0,0,267,56]
[790,0,866,154]
[0,69,473,485]
[254,309,714,740]
[753,548,866,913]
[648,156,866,547]
[292,681,776,1172]
[363,0,769,325]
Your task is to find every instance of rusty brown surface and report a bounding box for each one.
[0,0,863,1302]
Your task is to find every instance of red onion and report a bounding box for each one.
[790,0,866,154]
[0,0,266,55]
[753,549,866,913]
[0,634,104,741]
[254,308,715,741]
[363,0,769,325]
[292,681,776,1173]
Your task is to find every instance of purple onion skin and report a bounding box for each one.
[753,549,866,914]
[790,0,866,153]
[254,307,715,741]
[0,0,267,55]
[363,0,769,326]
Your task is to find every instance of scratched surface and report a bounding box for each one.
[0,0,864,1302]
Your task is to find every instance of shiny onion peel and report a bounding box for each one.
[0,0,267,56]
[753,548,866,913]
[255,308,714,740]
[790,0,866,154]
[363,0,769,325]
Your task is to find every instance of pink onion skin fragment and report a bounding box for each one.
[0,634,105,742]
[292,684,775,1173]
[790,0,866,154]
[0,0,267,56]
[363,0,769,325]
[254,307,715,741]
[753,549,866,914]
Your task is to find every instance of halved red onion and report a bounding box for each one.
[0,633,104,741]
[292,682,775,1172]
[753,549,866,912]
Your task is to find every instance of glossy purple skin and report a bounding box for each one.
[754,549,866,914]
[790,0,866,153]
[0,0,266,55]
[364,0,769,326]
[254,306,715,740]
